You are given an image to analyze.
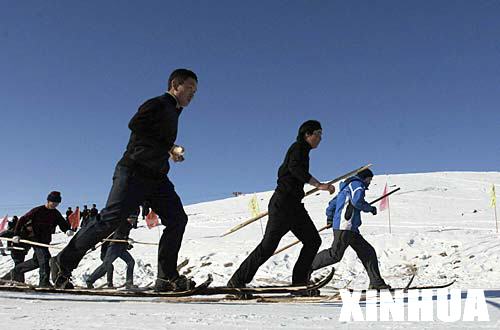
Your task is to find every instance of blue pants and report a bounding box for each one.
[87,244,134,284]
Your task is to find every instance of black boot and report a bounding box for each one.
[226,276,253,299]
[154,275,196,292]
[50,257,74,289]
[368,282,392,290]
[39,280,53,288]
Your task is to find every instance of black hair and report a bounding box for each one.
[168,68,198,90]
[297,120,322,142]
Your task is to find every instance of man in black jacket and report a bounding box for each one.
[51,69,198,291]
[89,204,99,220]
[227,120,335,293]
[1,191,73,287]
[80,205,91,228]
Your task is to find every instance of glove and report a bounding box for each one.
[127,238,134,245]
[66,230,74,237]
[326,217,333,227]
[169,145,185,162]
[370,207,377,216]
[12,236,21,244]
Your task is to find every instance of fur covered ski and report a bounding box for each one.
[196,267,335,296]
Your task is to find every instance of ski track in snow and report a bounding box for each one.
[1,171,500,329]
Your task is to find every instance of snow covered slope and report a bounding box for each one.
[2,171,499,290]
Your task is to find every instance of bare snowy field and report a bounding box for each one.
[1,171,500,329]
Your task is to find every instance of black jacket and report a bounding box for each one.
[14,205,69,244]
[89,207,99,218]
[119,93,182,178]
[275,140,313,201]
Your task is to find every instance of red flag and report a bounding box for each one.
[0,215,8,233]
[68,207,80,230]
[145,210,159,229]
[379,183,389,211]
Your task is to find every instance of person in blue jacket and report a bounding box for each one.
[311,168,391,290]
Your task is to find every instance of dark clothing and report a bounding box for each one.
[87,243,135,285]
[141,201,151,218]
[11,250,27,282]
[229,141,320,285]
[0,229,30,282]
[81,208,90,222]
[275,141,313,200]
[118,93,182,179]
[230,194,321,285]
[14,206,69,244]
[12,246,51,285]
[80,216,91,228]
[90,207,99,218]
[54,163,188,281]
[65,210,73,229]
[311,230,386,286]
[99,241,114,284]
[8,217,18,231]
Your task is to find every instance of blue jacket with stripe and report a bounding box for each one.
[326,176,373,233]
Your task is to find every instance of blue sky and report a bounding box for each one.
[0,1,499,215]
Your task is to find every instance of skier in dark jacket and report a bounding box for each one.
[311,169,391,290]
[86,214,138,289]
[1,191,73,287]
[227,120,335,294]
[51,69,198,291]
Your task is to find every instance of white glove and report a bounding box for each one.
[66,230,74,237]
[127,238,134,245]
[12,236,21,244]
[169,145,185,162]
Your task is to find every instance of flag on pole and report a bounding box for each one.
[491,184,497,208]
[145,210,160,229]
[68,208,80,230]
[248,194,260,217]
[0,215,8,233]
[379,183,389,211]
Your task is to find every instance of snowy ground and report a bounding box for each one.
[1,171,500,329]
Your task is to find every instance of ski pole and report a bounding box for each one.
[0,246,25,251]
[272,187,401,255]
[0,237,63,249]
[102,238,158,246]
[220,164,373,237]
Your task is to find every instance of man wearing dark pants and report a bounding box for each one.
[51,69,198,291]
[227,120,335,293]
[86,216,137,289]
[311,169,391,290]
[1,191,72,287]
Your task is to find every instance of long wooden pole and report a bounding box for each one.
[102,238,158,246]
[220,164,373,237]
[0,237,63,249]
